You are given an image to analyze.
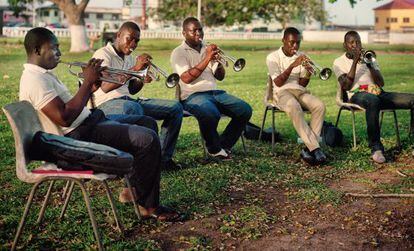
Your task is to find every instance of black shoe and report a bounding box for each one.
[300,148,316,165]
[162,160,182,171]
[312,148,327,165]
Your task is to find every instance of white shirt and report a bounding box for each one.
[19,63,91,135]
[333,53,375,99]
[92,43,135,107]
[266,47,308,96]
[171,41,219,100]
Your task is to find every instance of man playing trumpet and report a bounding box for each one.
[333,31,414,163]
[170,17,252,159]
[91,21,184,172]
[266,27,327,165]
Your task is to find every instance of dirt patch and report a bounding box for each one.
[133,157,414,250]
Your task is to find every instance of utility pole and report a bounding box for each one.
[197,0,201,21]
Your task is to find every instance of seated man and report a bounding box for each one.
[170,17,252,159]
[92,21,183,170]
[333,30,414,163]
[266,27,327,165]
[19,27,182,221]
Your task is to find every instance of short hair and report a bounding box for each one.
[24,27,55,55]
[283,27,300,39]
[344,30,359,42]
[119,21,140,33]
[182,17,199,30]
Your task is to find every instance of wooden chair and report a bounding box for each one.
[3,101,140,251]
[334,83,401,149]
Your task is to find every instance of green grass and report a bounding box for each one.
[0,38,413,249]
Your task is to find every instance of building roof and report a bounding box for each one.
[374,0,414,10]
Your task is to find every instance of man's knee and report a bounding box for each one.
[238,102,253,121]
[170,101,184,118]
[128,125,160,151]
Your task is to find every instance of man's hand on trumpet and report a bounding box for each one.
[134,53,152,71]
[134,53,153,83]
[81,58,105,93]
[206,43,220,63]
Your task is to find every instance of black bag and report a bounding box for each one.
[244,122,281,142]
[30,131,134,175]
[321,121,343,147]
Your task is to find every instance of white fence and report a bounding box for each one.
[2,27,413,44]
[2,27,281,40]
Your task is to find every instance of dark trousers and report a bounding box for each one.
[351,91,414,152]
[66,110,161,209]
[182,90,252,154]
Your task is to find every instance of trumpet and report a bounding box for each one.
[295,52,332,81]
[60,61,147,85]
[147,61,179,88]
[204,40,246,72]
[359,49,376,64]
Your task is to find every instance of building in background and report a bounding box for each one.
[374,0,414,32]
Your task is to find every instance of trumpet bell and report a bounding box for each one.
[363,50,376,64]
[319,68,332,81]
[166,73,180,88]
[233,58,246,72]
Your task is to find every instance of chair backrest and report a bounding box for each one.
[264,74,279,107]
[335,82,364,110]
[2,101,44,183]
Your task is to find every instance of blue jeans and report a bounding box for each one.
[97,96,183,162]
[182,90,252,154]
[351,91,414,152]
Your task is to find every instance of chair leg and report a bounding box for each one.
[392,111,401,149]
[12,181,44,251]
[380,111,384,129]
[259,107,269,141]
[351,110,357,149]
[59,181,75,219]
[271,108,276,152]
[73,179,103,251]
[102,180,124,234]
[410,109,414,137]
[335,107,343,127]
[124,176,141,220]
[241,132,247,153]
[62,180,71,200]
[36,180,55,224]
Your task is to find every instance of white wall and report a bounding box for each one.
[389,33,414,45]
[303,30,370,44]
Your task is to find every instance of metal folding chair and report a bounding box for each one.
[259,75,310,152]
[334,83,401,149]
[3,101,140,251]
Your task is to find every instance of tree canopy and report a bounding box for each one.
[154,0,327,28]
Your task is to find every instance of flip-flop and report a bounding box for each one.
[147,205,187,222]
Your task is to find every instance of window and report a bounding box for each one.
[386,17,390,23]
[375,17,378,23]
[112,14,119,20]
[391,17,397,23]
[84,13,89,18]
[43,10,49,17]
[97,13,103,19]
[54,10,58,16]
[403,17,410,23]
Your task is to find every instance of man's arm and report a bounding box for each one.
[367,63,384,87]
[213,62,225,81]
[272,55,307,87]
[337,50,361,91]
[100,54,151,93]
[180,44,218,84]
[41,59,103,127]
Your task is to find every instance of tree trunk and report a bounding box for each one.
[52,0,90,52]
